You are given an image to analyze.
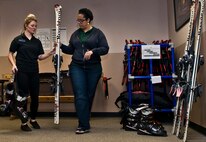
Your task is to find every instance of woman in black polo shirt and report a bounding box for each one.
[8,14,55,131]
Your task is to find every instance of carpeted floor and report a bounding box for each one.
[0,116,205,142]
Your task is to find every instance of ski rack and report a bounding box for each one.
[126,43,176,112]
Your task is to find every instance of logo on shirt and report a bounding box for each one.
[18,39,26,42]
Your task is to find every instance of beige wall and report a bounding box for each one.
[167,0,206,128]
[0,0,169,56]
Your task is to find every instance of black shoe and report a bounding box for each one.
[30,120,41,129]
[21,124,32,132]
[75,127,90,134]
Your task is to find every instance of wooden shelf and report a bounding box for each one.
[28,95,74,103]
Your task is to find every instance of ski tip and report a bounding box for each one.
[54,4,59,7]
[54,4,62,8]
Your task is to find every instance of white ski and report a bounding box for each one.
[54,4,62,124]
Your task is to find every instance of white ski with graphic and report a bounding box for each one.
[54,4,62,124]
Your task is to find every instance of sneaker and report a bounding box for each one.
[75,127,90,134]
[21,124,32,132]
[30,120,41,129]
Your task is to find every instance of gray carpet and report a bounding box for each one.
[0,117,205,142]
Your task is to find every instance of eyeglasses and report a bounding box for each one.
[76,19,86,24]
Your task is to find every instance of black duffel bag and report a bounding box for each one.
[115,91,173,111]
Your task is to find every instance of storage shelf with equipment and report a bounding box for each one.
[125,41,176,112]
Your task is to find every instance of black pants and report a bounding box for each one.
[16,71,39,120]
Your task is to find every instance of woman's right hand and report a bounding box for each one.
[12,65,18,74]
[49,47,56,55]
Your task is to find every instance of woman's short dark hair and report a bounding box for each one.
[78,8,93,22]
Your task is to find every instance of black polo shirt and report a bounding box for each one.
[9,33,44,72]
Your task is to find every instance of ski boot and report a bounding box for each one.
[121,104,149,131]
[11,95,28,123]
[0,82,16,116]
[123,107,140,131]
[0,104,8,116]
[136,107,167,136]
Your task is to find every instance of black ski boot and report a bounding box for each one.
[0,82,16,116]
[123,107,139,131]
[11,95,28,123]
[121,104,149,131]
[136,107,167,136]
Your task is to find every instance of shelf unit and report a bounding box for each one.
[126,43,176,112]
